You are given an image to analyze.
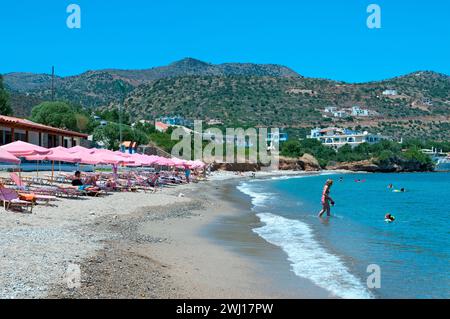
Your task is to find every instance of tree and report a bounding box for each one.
[95,109,131,125]
[0,75,13,115]
[133,121,156,135]
[30,102,78,131]
[280,140,303,158]
[93,122,149,150]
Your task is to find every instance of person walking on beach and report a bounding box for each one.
[318,179,335,218]
[185,167,191,183]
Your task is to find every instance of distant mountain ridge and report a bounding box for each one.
[3,58,301,116]
[2,58,449,141]
[4,58,300,92]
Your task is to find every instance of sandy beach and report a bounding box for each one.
[0,170,331,299]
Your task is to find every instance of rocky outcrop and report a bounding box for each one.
[278,154,321,171]
[327,158,434,172]
[327,160,379,172]
[375,157,434,172]
[210,154,432,173]
[210,153,321,172]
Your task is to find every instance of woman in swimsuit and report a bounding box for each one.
[318,179,335,218]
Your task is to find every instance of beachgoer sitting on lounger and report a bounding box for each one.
[147,173,160,188]
[72,171,83,186]
[69,171,101,194]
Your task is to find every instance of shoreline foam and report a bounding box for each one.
[236,173,374,299]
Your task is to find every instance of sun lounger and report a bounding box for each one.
[17,192,57,206]
[0,188,34,213]
[57,185,104,198]
[130,172,157,193]
[9,173,59,198]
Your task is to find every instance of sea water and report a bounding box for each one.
[237,172,450,299]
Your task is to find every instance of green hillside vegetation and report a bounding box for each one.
[0,75,13,116]
[121,72,449,139]
[93,122,149,150]
[4,58,299,115]
[13,98,448,172]
[280,139,437,169]
[125,76,324,127]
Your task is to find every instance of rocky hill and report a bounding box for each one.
[3,58,300,116]
[121,72,450,139]
[3,59,449,140]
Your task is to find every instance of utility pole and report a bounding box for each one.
[117,82,126,149]
[51,66,55,101]
[119,102,123,145]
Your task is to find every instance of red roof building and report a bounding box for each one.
[0,115,88,148]
[155,121,169,133]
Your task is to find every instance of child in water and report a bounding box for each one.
[318,179,335,218]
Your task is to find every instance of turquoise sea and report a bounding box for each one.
[237,172,450,299]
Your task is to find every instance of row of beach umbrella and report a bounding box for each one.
[0,141,206,169]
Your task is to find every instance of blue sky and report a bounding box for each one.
[0,0,449,82]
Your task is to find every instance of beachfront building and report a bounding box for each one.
[308,127,387,149]
[0,115,88,148]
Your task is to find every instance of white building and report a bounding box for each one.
[324,106,338,113]
[382,89,398,96]
[308,127,387,150]
[332,110,348,118]
[351,106,369,117]
[207,119,224,125]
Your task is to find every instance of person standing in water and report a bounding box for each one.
[318,179,335,218]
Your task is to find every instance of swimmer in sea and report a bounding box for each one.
[318,179,335,218]
[385,213,395,222]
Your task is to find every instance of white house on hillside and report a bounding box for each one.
[351,106,369,117]
[382,89,398,96]
[308,127,387,150]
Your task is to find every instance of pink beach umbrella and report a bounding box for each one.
[171,157,188,168]
[114,151,145,167]
[114,151,132,157]
[0,141,50,157]
[24,147,83,182]
[71,151,104,165]
[91,149,135,165]
[129,153,151,166]
[67,146,94,154]
[127,154,159,166]
[155,157,173,166]
[25,148,82,163]
[146,155,160,165]
[0,148,21,164]
[190,160,206,169]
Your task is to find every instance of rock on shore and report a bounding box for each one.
[279,154,321,171]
